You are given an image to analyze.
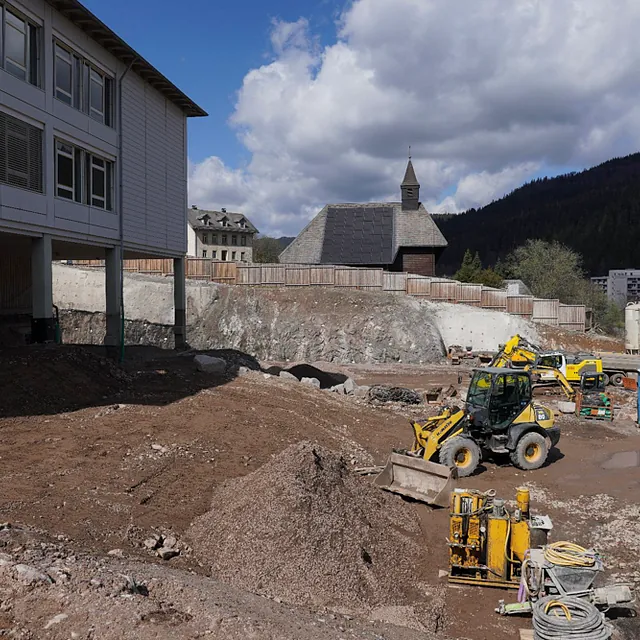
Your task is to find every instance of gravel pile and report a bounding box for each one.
[187,442,429,611]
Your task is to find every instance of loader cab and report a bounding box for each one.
[466,368,532,431]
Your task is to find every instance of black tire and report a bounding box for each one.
[611,373,624,387]
[602,373,610,386]
[510,432,549,471]
[440,437,481,477]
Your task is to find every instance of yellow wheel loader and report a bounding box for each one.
[375,368,560,506]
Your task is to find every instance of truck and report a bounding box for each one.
[594,353,640,387]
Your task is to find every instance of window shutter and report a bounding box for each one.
[0,111,43,194]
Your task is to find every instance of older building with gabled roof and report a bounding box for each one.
[279,160,447,276]
[187,206,259,262]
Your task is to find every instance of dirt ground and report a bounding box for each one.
[0,345,639,639]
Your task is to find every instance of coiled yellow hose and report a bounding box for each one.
[543,541,596,568]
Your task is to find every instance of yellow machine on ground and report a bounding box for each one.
[490,335,603,398]
[375,368,561,506]
[447,488,634,615]
[448,487,552,588]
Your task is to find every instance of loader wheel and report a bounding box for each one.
[510,432,548,471]
[610,373,624,387]
[440,437,481,477]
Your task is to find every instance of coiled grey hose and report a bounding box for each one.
[533,596,612,640]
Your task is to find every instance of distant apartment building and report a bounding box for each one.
[591,269,640,307]
[0,0,206,345]
[187,206,258,262]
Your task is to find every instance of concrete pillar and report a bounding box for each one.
[31,235,55,343]
[174,257,187,349]
[104,246,122,348]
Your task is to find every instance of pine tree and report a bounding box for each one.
[454,250,477,282]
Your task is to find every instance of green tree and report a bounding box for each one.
[506,239,622,334]
[454,250,503,288]
[454,249,482,282]
[506,239,585,302]
[476,267,504,288]
[253,236,282,263]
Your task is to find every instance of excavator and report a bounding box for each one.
[488,335,604,401]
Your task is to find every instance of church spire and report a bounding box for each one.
[401,155,420,210]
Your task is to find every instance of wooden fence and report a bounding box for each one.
[70,259,587,331]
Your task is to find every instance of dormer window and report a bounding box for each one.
[220,217,229,227]
[198,214,211,226]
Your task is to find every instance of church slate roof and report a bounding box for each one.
[279,201,447,266]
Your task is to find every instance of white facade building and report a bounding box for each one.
[187,206,258,262]
[0,0,206,344]
[591,270,640,307]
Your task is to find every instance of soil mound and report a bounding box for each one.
[0,346,127,417]
[187,442,429,611]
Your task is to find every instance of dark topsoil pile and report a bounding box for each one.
[187,442,431,611]
[0,346,127,417]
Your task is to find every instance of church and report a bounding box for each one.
[279,160,448,277]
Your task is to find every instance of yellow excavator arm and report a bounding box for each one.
[527,366,575,400]
[490,335,539,368]
[490,335,575,399]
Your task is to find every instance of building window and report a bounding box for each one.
[241,235,247,246]
[202,233,208,244]
[221,234,227,245]
[55,141,74,199]
[89,155,109,208]
[1,7,40,86]
[211,234,217,244]
[240,252,245,261]
[212,250,217,259]
[0,111,43,193]
[231,251,236,260]
[231,235,237,245]
[202,250,207,258]
[54,42,114,126]
[55,139,114,209]
[221,250,227,261]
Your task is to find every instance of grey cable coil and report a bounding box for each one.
[532,596,611,640]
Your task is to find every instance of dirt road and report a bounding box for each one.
[0,346,638,639]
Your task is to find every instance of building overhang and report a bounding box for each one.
[45,0,207,117]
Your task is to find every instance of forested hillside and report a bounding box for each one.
[433,153,640,276]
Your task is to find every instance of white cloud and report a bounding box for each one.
[189,0,640,235]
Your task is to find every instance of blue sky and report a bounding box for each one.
[83,0,343,168]
[82,0,640,235]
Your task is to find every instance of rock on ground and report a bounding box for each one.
[344,378,357,394]
[186,442,434,613]
[194,355,227,374]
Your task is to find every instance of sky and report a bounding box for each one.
[84,0,640,236]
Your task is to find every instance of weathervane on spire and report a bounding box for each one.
[408,145,412,160]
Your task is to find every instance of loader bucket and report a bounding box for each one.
[374,452,457,507]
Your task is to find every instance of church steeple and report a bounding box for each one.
[401,154,420,211]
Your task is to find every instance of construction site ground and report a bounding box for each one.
[1,345,639,640]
